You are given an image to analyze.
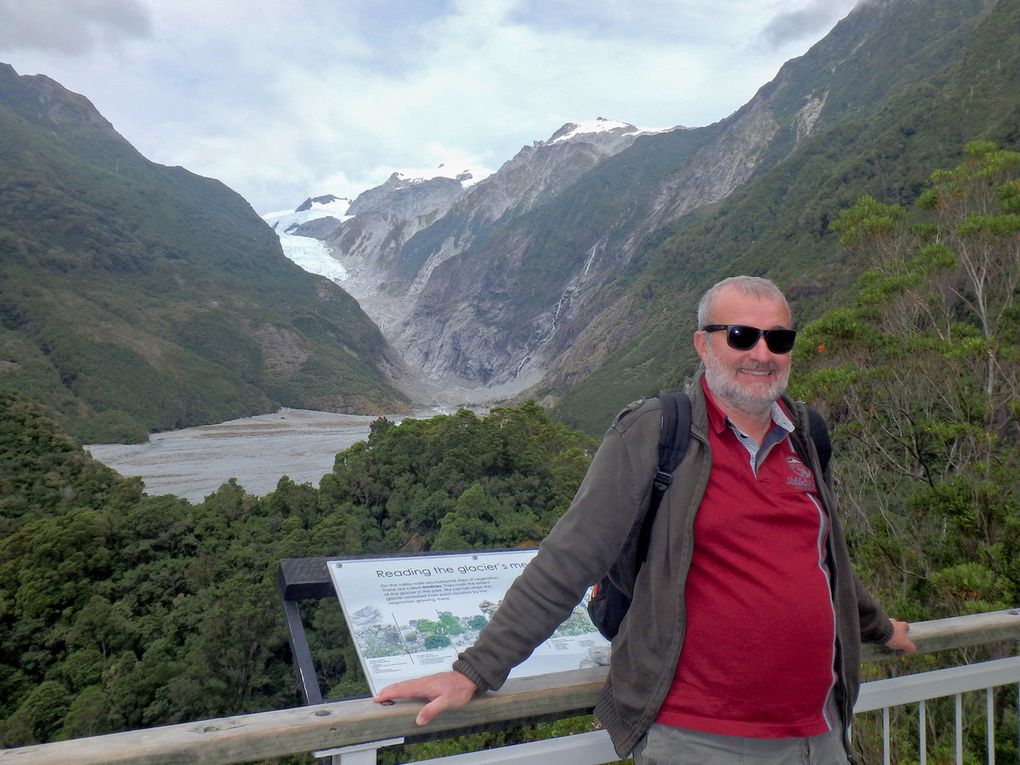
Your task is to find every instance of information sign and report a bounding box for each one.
[327,550,609,694]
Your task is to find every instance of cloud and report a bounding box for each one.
[0,0,151,54]
[757,0,857,50]
[0,0,861,213]
[507,0,773,47]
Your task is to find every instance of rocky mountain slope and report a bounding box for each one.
[295,0,999,409]
[0,63,410,443]
[547,0,1017,433]
[298,120,649,382]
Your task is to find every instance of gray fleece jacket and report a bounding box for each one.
[453,375,893,758]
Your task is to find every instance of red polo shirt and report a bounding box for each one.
[654,382,838,738]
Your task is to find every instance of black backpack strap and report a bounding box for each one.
[637,392,692,562]
[806,406,831,475]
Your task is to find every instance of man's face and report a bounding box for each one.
[693,286,793,416]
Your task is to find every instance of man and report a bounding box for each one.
[375,275,915,763]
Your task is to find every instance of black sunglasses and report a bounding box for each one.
[701,324,797,354]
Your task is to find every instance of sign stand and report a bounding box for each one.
[277,555,340,705]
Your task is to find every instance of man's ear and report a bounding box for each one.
[693,330,708,362]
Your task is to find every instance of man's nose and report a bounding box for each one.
[750,335,774,361]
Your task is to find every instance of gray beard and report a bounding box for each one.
[702,351,789,418]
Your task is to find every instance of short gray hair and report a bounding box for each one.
[696,275,791,329]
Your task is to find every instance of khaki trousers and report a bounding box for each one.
[633,722,848,765]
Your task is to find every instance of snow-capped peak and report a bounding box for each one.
[390,161,493,188]
[549,117,642,144]
[261,195,351,235]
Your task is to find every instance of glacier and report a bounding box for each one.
[262,198,351,283]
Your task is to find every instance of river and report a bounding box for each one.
[85,407,443,504]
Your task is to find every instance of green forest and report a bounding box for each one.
[1,145,1018,762]
[0,394,596,759]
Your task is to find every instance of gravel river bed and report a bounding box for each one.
[86,407,440,504]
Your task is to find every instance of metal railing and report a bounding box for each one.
[855,656,1020,765]
[1,609,1018,765]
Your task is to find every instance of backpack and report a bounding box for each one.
[586,393,831,640]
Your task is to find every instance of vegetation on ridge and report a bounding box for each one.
[548,0,1020,435]
[0,396,595,758]
[0,63,409,443]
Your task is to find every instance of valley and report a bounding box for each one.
[85,407,442,503]
[1,0,1019,757]
[254,0,1011,435]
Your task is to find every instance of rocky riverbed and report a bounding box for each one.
[86,407,441,503]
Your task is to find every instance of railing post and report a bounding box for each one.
[985,687,994,765]
[918,701,926,765]
[882,706,890,765]
[314,737,403,765]
[955,694,963,765]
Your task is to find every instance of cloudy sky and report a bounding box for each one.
[0,0,859,215]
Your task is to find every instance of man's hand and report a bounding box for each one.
[373,671,479,726]
[885,618,917,654]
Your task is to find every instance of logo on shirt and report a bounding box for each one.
[785,455,815,490]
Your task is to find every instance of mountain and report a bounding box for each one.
[399,0,1000,399]
[0,63,410,443]
[547,0,1018,433]
[319,172,468,335]
[391,119,648,293]
[284,0,1002,409]
[297,119,649,380]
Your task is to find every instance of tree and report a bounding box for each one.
[796,141,1020,617]
[793,141,1020,765]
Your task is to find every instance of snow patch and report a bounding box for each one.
[262,199,351,282]
[550,117,641,143]
[262,196,352,236]
[545,117,684,146]
[390,162,493,188]
[277,232,349,284]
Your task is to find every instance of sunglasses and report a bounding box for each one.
[701,324,797,354]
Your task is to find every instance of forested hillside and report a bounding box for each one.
[0,63,409,444]
[0,392,594,755]
[547,0,1020,435]
[794,142,1020,762]
[796,142,1020,623]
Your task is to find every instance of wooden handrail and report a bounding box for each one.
[2,609,1018,765]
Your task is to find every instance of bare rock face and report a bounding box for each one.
[396,119,646,284]
[296,194,342,212]
[315,121,647,394]
[648,100,780,227]
[243,322,311,374]
[287,0,997,407]
[314,173,466,337]
[325,174,463,283]
[289,216,341,237]
[390,100,789,393]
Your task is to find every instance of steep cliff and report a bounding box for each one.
[547,0,1015,433]
[390,0,998,397]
